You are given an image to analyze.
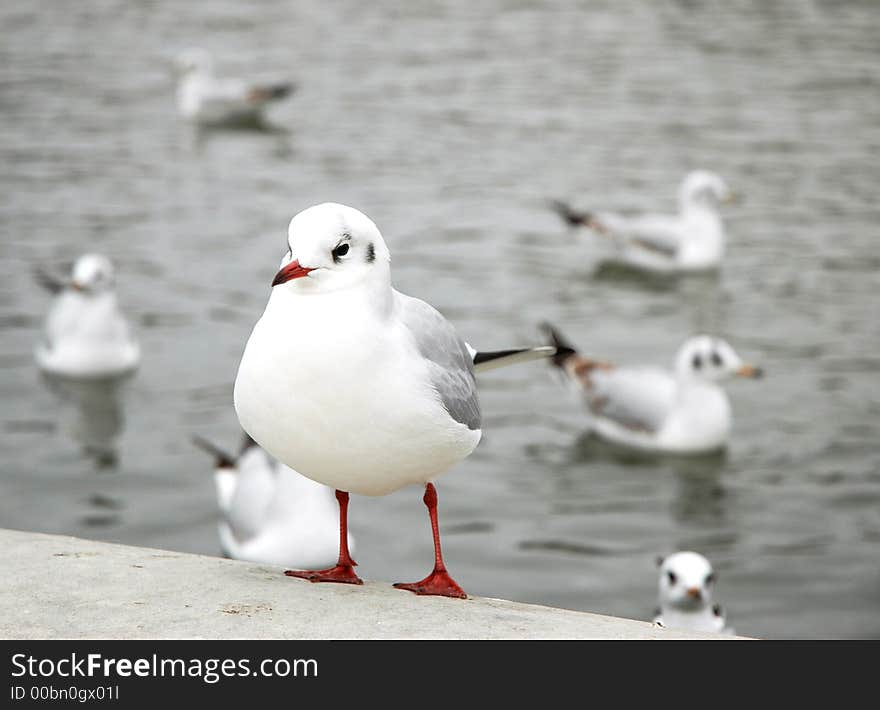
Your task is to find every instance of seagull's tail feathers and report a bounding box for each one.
[472,346,557,373]
[191,435,237,470]
[540,323,578,367]
[239,431,258,456]
[33,266,66,295]
[540,322,613,384]
[250,82,295,103]
[549,199,595,229]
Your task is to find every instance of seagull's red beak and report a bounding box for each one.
[272,260,314,286]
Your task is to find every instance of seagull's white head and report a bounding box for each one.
[658,551,717,612]
[271,203,391,295]
[174,48,214,77]
[674,335,762,382]
[71,254,115,294]
[678,171,735,212]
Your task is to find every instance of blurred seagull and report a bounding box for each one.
[654,551,732,634]
[174,48,295,126]
[234,202,555,598]
[192,433,349,569]
[543,323,762,454]
[34,254,140,378]
[550,171,737,273]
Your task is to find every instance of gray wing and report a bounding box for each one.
[397,293,481,431]
[598,213,683,257]
[587,367,677,433]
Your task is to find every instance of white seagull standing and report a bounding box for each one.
[192,433,350,569]
[34,254,140,378]
[544,324,762,454]
[551,171,737,273]
[234,202,554,598]
[654,551,732,634]
[174,48,295,126]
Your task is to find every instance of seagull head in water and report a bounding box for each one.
[658,551,717,611]
[271,203,391,295]
[674,335,763,383]
[71,254,115,294]
[678,170,736,212]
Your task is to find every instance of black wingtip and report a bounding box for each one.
[548,199,592,228]
[191,435,236,469]
[32,265,65,295]
[267,82,295,100]
[239,432,258,455]
[540,322,577,367]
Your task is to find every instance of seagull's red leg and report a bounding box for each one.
[285,489,362,585]
[394,483,467,599]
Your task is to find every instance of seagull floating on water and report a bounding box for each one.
[34,254,140,378]
[551,171,736,273]
[654,551,732,634]
[174,48,295,126]
[192,433,349,569]
[234,202,555,598]
[544,324,761,454]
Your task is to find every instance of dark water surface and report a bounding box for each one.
[1,1,879,638]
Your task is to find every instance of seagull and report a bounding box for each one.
[550,171,737,273]
[192,433,350,569]
[34,254,140,378]
[234,202,555,598]
[543,323,762,454]
[654,551,732,634]
[174,48,295,126]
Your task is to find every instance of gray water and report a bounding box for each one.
[2,0,879,639]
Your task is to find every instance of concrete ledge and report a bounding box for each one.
[0,529,738,640]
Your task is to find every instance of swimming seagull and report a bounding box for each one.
[192,433,350,569]
[174,48,295,126]
[34,254,140,378]
[550,171,737,273]
[543,323,762,454]
[234,202,556,598]
[654,551,732,634]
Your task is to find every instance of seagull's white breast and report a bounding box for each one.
[657,383,731,452]
[36,291,139,378]
[234,289,481,496]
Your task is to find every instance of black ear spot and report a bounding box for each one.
[366,242,375,263]
[692,354,702,369]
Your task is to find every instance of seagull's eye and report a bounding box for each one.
[332,243,350,262]
[692,354,702,370]
[706,573,716,585]
[667,571,677,585]
[711,352,723,367]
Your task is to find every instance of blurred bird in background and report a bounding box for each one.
[551,171,737,273]
[34,254,140,379]
[654,551,732,633]
[192,432,351,570]
[174,48,295,127]
[543,324,762,454]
